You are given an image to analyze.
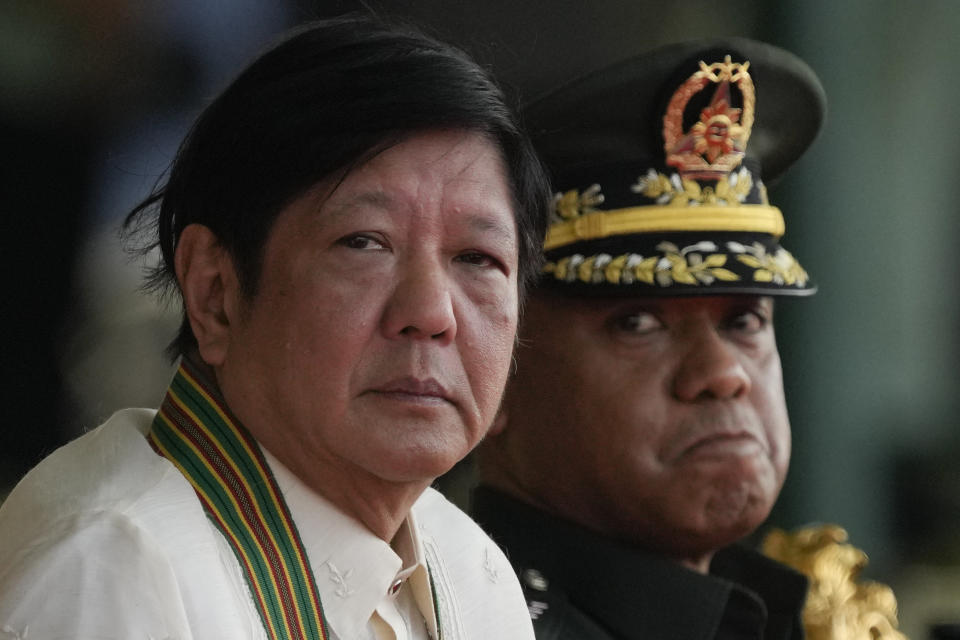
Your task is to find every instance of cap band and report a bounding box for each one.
[544,204,784,251]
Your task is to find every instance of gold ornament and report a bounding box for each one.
[763,525,908,640]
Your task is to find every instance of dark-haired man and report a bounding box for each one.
[474,39,825,639]
[0,16,549,639]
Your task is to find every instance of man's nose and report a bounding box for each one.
[672,328,751,401]
[381,259,457,344]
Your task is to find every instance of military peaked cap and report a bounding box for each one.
[528,38,826,296]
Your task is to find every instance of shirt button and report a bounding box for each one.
[388,578,404,596]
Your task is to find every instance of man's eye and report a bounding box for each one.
[337,233,385,250]
[456,251,504,271]
[727,311,767,333]
[614,312,662,335]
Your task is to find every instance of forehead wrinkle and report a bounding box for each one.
[331,179,516,244]
[317,189,395,226]
[462,212,516,246]
[313,165,516,250]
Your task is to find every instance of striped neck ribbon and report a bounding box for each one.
[148,359,330,640]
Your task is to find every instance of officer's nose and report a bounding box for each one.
[672,326,751,401]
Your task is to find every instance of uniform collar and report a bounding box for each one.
[472,486,806,640]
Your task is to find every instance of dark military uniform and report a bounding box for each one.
[473,487,808,640]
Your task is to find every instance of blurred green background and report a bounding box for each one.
[2,1,958,637]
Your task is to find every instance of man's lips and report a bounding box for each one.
[678,431,765,460]
[368,376,452,405]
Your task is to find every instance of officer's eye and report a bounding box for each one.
[614,311,663,335]
[725,309,768,334]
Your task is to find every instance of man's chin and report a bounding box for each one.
[653,488,776,561]
[650,521,761,570]
[369,448,467,486]
[687,458,782,529]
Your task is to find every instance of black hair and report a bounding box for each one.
[124,14,550,358]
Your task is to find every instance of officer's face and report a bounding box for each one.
[490,292,790,564]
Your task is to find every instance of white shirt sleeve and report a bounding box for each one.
[0,510,193,640]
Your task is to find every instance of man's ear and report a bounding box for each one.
[174,224,241,367]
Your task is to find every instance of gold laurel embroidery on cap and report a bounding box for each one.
[664,55,755,180]
[631,166,755,207]
[653,241,740,286]
[553,184,604,221]
[543,240,740,286]
[728,241,809,286]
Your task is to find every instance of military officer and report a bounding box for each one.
[474,38,826,639]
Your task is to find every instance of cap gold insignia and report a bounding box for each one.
[664,56,755,180]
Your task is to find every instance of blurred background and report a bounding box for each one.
[2,1,958,636]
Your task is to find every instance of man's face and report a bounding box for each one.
[492,293,791,560]
[217,129,519,489]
